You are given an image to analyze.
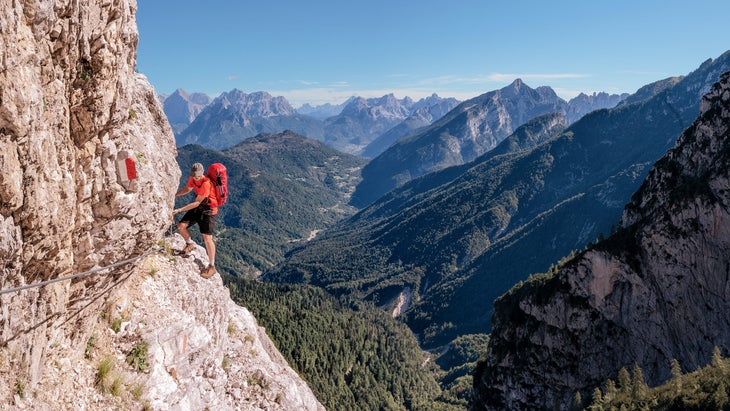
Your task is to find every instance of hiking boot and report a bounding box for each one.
[201,265,216,279]
[182,242,196,254]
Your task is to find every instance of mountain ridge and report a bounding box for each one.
[473,68,730,411]
[177,89,325,149]
[350,79,627,208]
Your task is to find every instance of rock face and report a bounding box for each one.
[0,235,324,410]
[0,1,322,409]
[473,71,730,410]
[1,0,179,388]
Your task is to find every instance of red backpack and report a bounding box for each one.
[207,163,228,206]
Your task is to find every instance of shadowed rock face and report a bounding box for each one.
[0,2,323,409]
[473,71,730,410]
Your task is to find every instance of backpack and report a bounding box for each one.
[207,163,228,207]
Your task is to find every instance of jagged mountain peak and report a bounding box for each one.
[508,78,526,89]
[215,89,295,115]
[163,88,212,135]
[339,94,412,118]
[297,98,353,119]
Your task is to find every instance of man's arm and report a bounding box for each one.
[175,186,193,196]
[173,193,207,216]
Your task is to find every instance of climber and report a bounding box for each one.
[172,162,218,279]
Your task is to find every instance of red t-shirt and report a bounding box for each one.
[186,176,218,215]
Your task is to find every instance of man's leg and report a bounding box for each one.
[178,221,196,253]
[177,221,191,241]
[200,212,217,278]
[202,233,216,264]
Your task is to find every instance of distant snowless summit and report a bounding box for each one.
[565,91,629,123]
[158,88,212,135]
[297,97,355,120]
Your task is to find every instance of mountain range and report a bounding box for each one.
[321,93,461,155]
[175,90,325,149]
[168,90,463,157]
[13,0,730,409]
[350,80,628,207]
[360,93,461,159]
[266,51,730,351]
[164,85,625,168]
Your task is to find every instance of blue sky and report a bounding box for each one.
[136,0,730,108]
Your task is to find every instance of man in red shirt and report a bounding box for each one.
[172,163,218,278]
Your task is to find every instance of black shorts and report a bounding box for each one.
[180,206,216,235]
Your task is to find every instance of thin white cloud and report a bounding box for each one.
[417,75,489,86]
[415,73,589,87]
[226,75,239,81]
[487,73,590,81]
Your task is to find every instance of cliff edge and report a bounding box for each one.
[474,71,730,410]
[0,0,322,409]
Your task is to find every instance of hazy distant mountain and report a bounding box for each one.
[351,79,568,207]
[565,91,628,123]
[161,88,212,135]
[321,94,415,154]
[175,130,367,276]
[177,90,325,149]
[172,89,461,155]
[297,98,354,119]
[361,94,461,159]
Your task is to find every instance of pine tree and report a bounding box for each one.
[617,367,631,396]
[571,391,583,411]
[712,381,729,409]
[670,358,683,393]
[711,346,724,369]
[631,363,649,402]
[587,387,604,411]
[604,379,617,403]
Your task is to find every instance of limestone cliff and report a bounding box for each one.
[0,0,322,409]
[1,235,323,410]
[473,71,730,410]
